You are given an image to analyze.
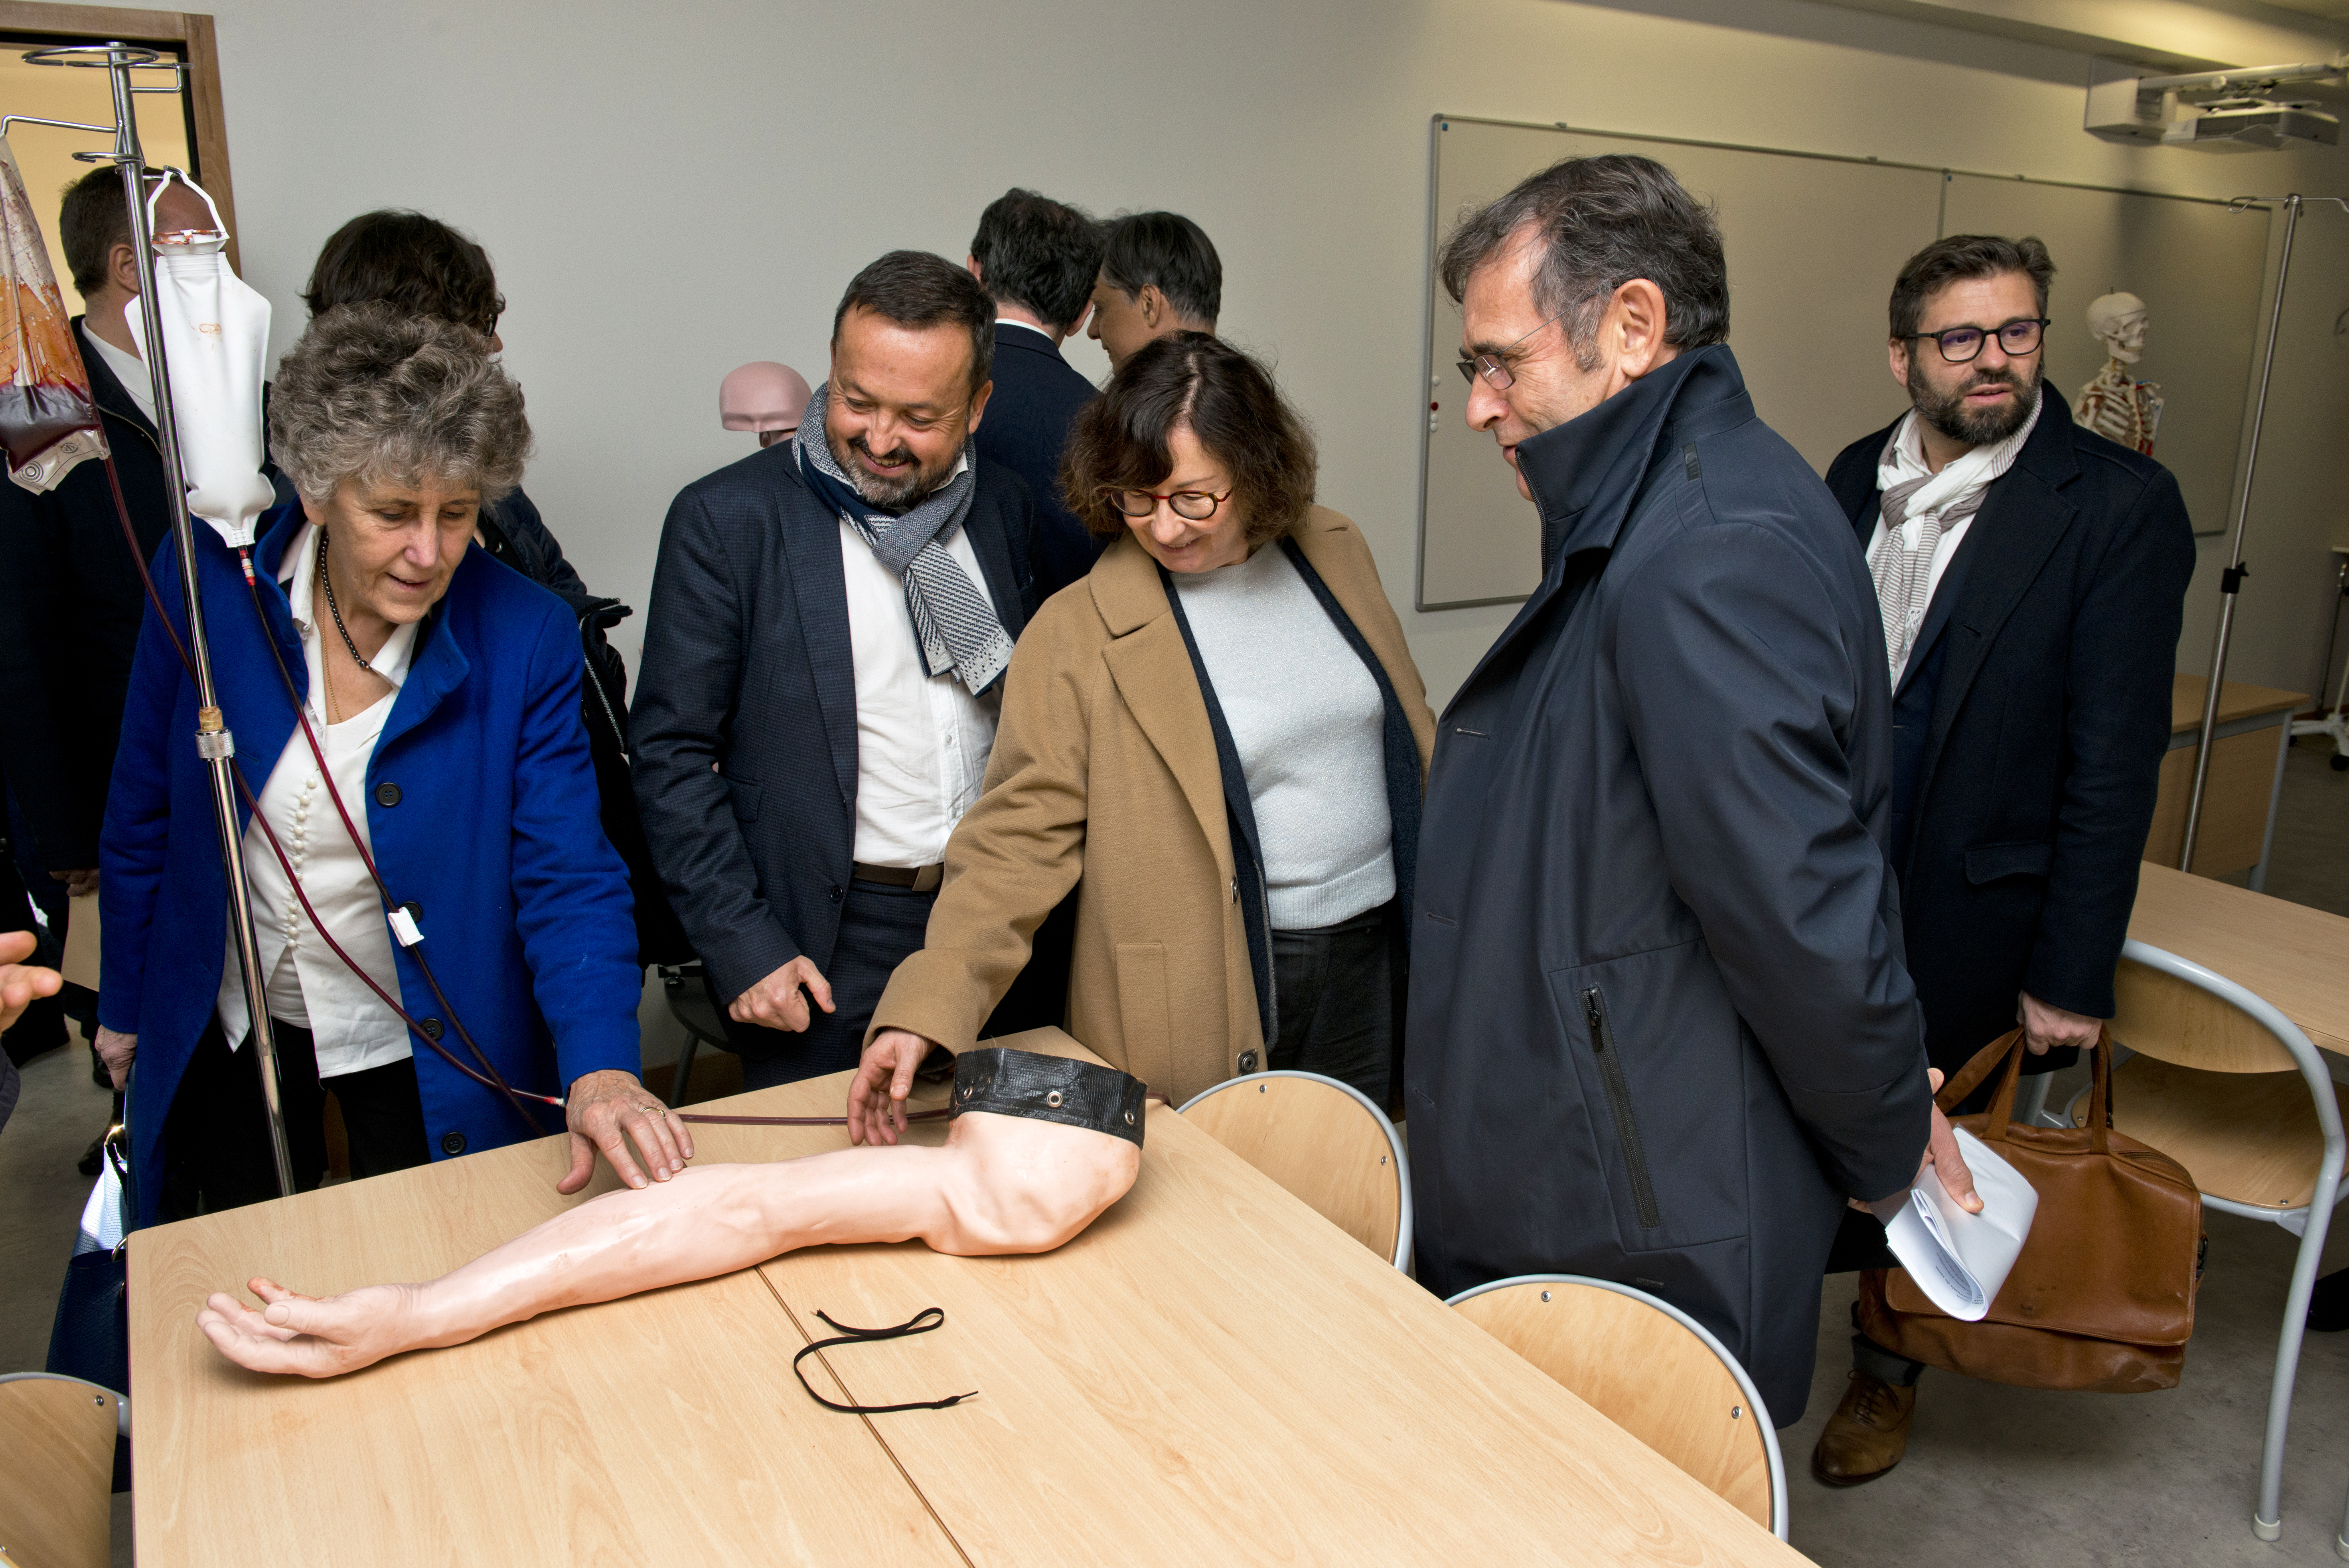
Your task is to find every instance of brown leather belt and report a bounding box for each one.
[852,861,944,892]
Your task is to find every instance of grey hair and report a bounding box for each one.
[268,302,531,506]
[1438,153,1729,370]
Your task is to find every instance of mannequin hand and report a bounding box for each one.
[94,1026,137,1090]
[0,932,63,1036]
[2018,991,2100,1056]
[197,1276,424,1377]
[728,957,836,1033]
[849,1029,937,1146]
[559,1069,693,1194]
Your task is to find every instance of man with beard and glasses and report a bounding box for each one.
[1810,234,2195,1487]
[631,251,1040,1088]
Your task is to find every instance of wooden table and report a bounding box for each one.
[2144,675,2305,887]
[130,1030,1802,1567]
[2130,861,2349,1058]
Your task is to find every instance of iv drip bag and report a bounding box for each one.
[124,170,273,549]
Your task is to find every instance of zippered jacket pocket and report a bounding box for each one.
[1581,985,1662,1231]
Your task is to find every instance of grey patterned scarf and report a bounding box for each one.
[794,381,1012,695]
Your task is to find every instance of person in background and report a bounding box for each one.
[721,361,813,448]
[1088,211,1220,373]
[1808,235,2194,1487]
[966,188,1107,599]
[98,306,674,1226]
[849,334,1432,1140]
[631,252,1041,1090]
[1407,153,1959,1429]
[0,166,235,1141]
[302,208,688,968]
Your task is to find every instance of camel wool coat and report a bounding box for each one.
[870,506,1435,1105]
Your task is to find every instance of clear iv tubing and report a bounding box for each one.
[101,460,558,1128]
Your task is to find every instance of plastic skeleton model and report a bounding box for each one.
[720,360,813,449]
[196,1050,1146,1378]
[2075,292,2163,456]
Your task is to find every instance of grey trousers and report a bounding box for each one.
[1269,901,1396,1107]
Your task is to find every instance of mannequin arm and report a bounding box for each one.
[195,1110,1140,1379]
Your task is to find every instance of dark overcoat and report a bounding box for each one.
[1407,346,1932,1423]
[1824,387,2197,1078]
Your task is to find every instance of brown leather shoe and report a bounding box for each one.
[1811,1370,1917,1487]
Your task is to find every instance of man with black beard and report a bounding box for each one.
[1811,235,2195,1485]
[632,252,1040,1087]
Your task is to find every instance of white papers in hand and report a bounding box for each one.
[1872,1127,2039,1322]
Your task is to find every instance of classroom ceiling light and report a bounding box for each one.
[2086,57,2346,150]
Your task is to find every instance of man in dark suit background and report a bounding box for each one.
[965,188,1104,601]
[0,166,217,1072]
[631,252,1041,1088]
[1812,234,2195,1486]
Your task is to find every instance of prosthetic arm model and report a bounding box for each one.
[196,1051,1146,1378]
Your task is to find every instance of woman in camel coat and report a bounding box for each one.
[849,334,1433,1139]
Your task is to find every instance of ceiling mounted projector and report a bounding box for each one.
[2086,58,2347,152]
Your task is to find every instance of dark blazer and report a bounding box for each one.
[1825,388,2195,1078]
[628,444,1040,1045]
[974,322,1102,598]
[0,321,180,872]
[1407,347,1931,1424]
[101,505,644,1228]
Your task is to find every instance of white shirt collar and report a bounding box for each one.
[279,521,419,688]
[994,317,1058,345]
[79,322,155,425]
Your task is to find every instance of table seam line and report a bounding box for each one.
[756,1263,977,1568]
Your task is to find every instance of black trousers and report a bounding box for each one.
[1268,902,1396,1107]
[158,1016,430,1220]
[736,879,939,1090]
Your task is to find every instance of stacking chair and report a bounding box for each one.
[1176,1071,1411,1269]
[0,1372,128,1568]
[2064,938,2349,1542]
[1446,1275,1786,1540]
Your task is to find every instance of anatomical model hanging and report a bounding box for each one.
[2075,292,2164,456]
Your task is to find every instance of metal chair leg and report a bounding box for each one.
[2258,1167,2343,1539]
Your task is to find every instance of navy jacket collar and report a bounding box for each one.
[1514,344,1747,573]
[73,316,158,437]
[993,321,1062,359]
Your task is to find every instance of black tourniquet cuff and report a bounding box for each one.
[951,1049,1147,1146]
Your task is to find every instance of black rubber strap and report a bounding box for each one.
[792,1307,975,1415]
[951,1049,1148,1145]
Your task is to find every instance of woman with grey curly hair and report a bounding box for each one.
[97,304,681,1230]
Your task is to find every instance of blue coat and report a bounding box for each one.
[100,504,643,1228]
[1406,347,1931,1424]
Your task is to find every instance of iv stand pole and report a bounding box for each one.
[28,44,296,1195]
[2181,193,2348,874]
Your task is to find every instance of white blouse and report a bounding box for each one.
[213,523,420,1079]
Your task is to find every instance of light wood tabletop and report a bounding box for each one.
[2131,861,2349,1055]
[130,1028,1804,1567]
[2167,674,2306,730]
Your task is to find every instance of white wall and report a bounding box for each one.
[131,0,2349,703]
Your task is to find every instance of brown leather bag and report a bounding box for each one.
[1854,1027,2203,1392]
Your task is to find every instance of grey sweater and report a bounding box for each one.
[1171,544,1393,928]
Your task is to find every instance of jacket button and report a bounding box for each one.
[829,885,843,903]
[1230,877,1239,903]
[440,1131,466,1155]
[418,1017,444,1041]
[375,782,402,807]
[1239,1051,1259,1073]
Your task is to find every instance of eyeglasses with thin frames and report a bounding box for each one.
[1900,317,2050,364]
[1456,307,1573,391]
[1105,486,1233,523]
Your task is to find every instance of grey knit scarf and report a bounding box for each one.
[795,381,1011,695]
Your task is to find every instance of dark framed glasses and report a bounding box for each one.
[1107,486,1232,522]
[1456,308,1573,391]
[1903,318,2050,364]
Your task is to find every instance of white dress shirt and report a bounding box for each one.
[215,522,419,1077]
[80,324,155,425]
[837,482,1000,867]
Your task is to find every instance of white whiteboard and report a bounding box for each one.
[1416,117,2270,610]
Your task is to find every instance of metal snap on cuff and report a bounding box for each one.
[1124,1110,1136,1125]
[1046,1090,1063,1108]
